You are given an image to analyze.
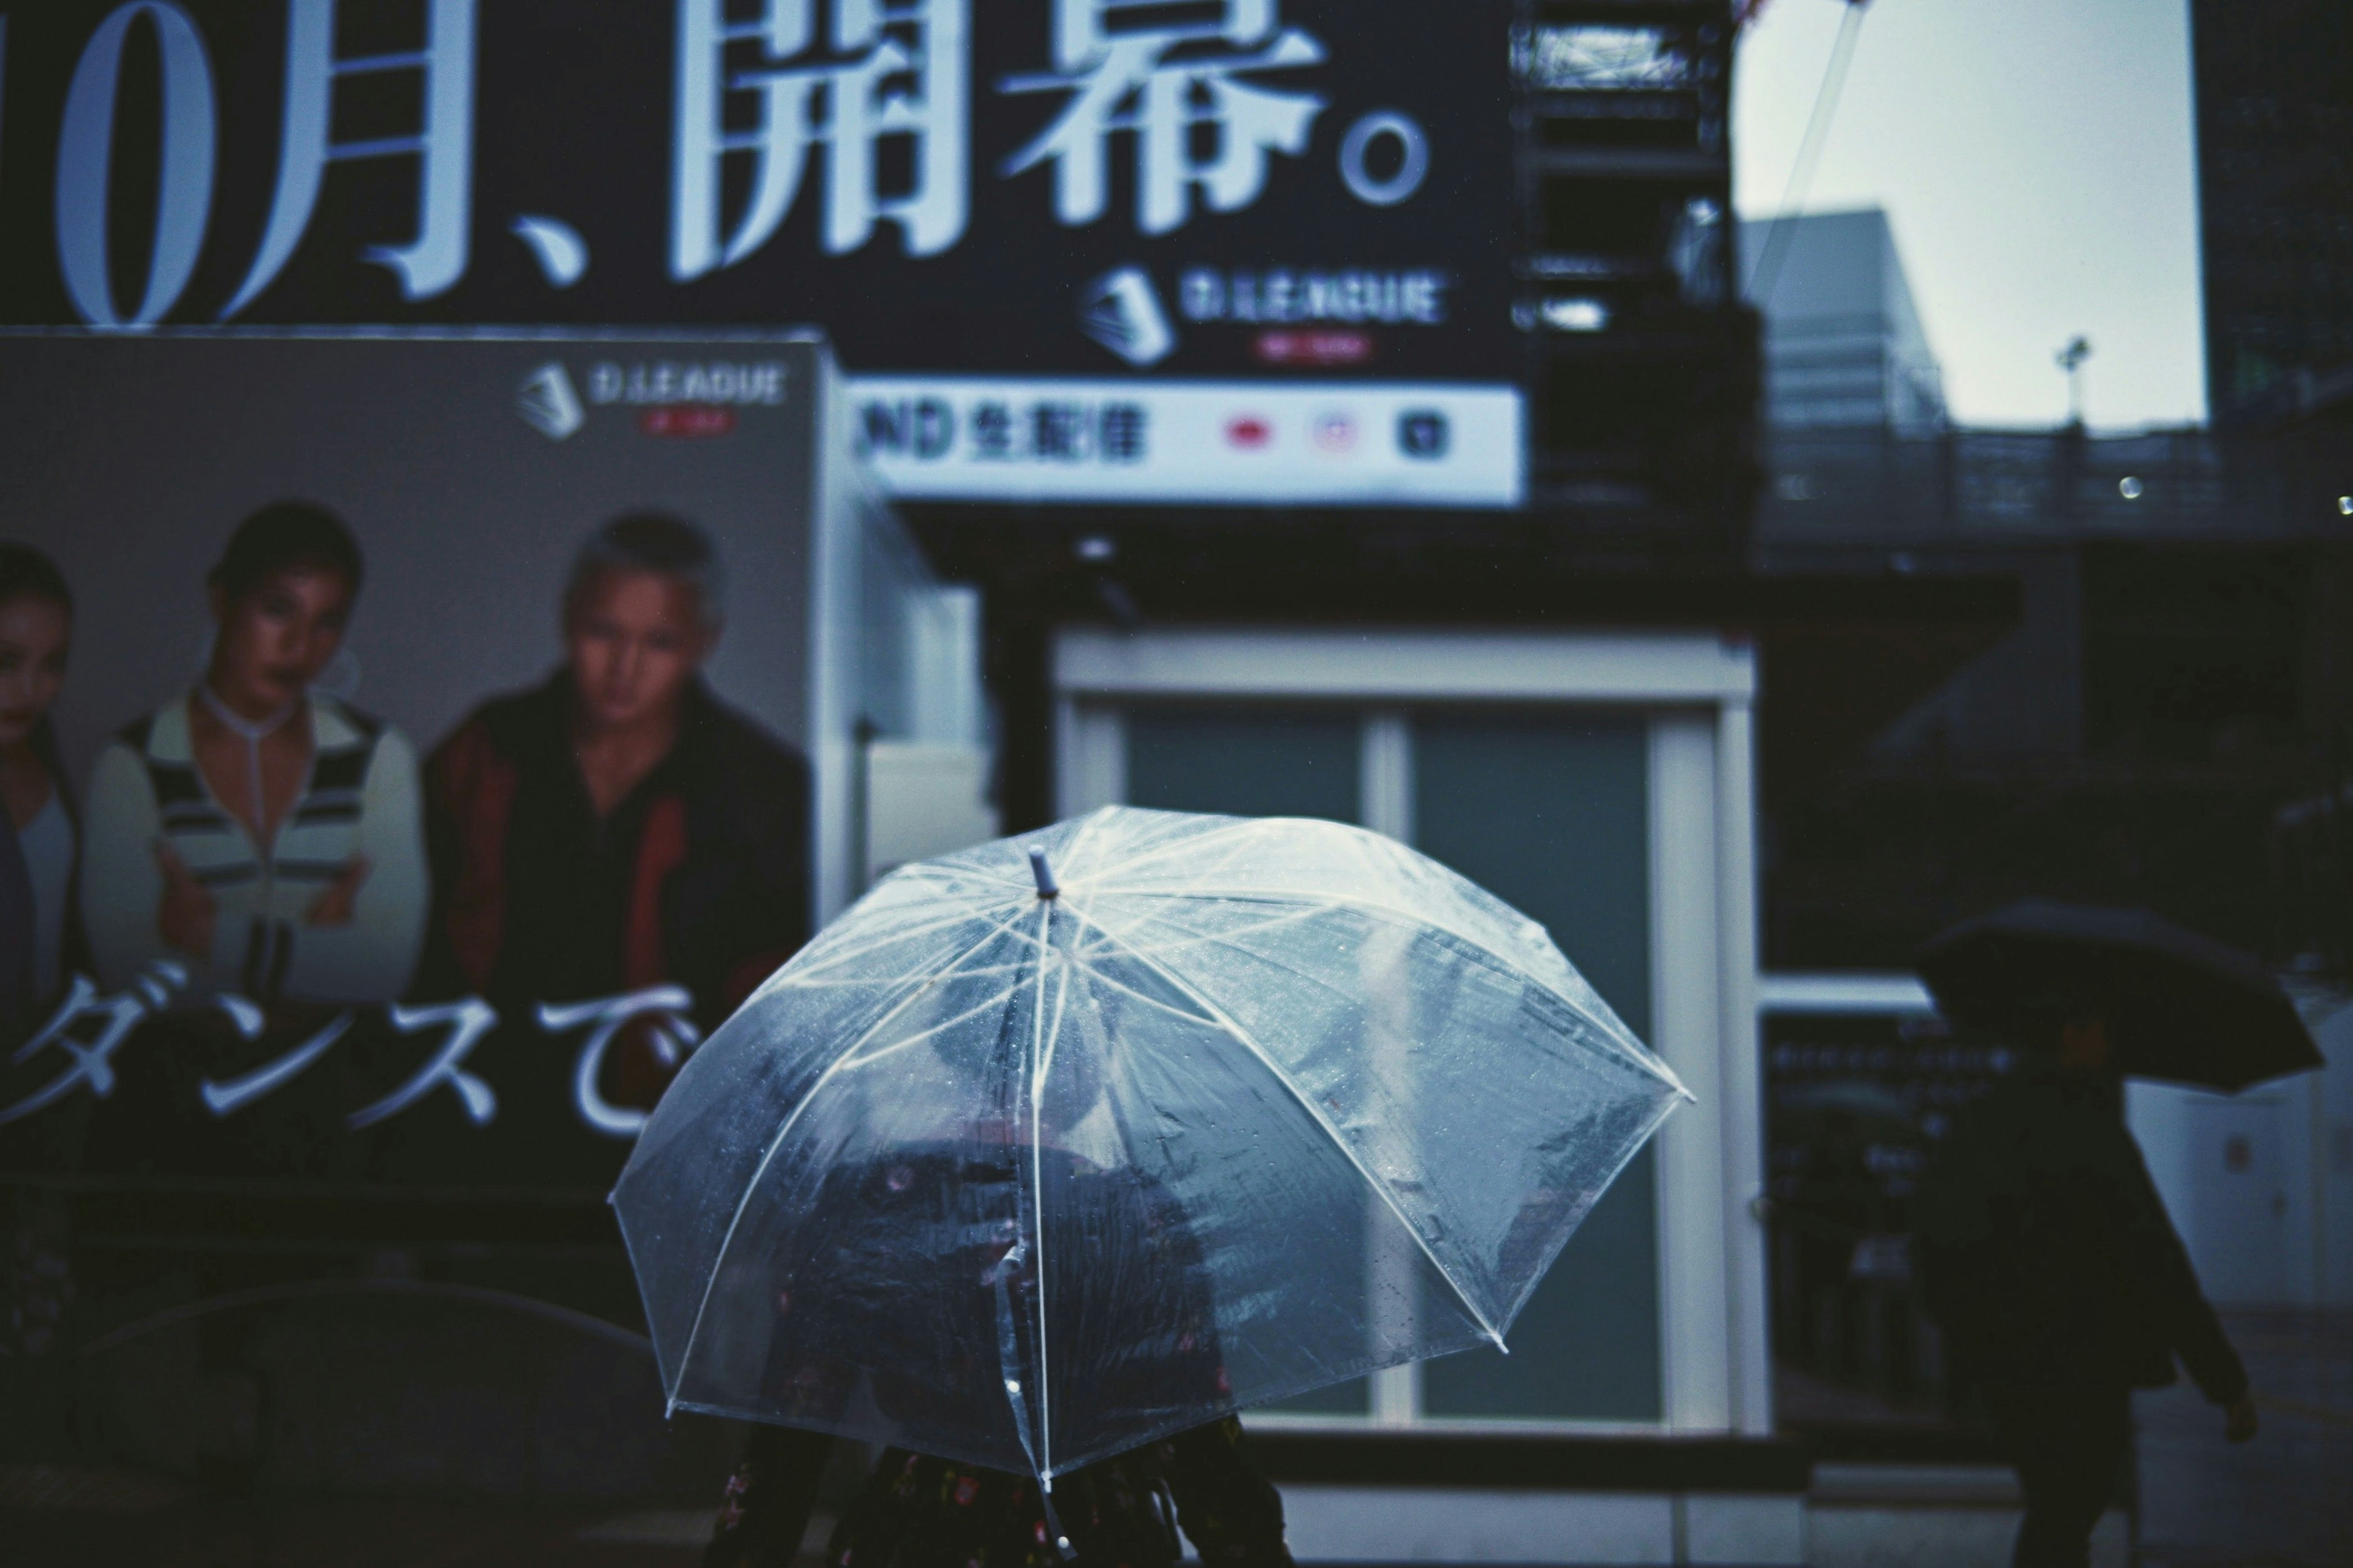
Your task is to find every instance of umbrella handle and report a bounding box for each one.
[1039,1488,1076,1559]
[1028,847,1060,900]
[990,1240,1071,1556]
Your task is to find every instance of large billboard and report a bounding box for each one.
[0,1,1520,503]
[0,330,949,1190]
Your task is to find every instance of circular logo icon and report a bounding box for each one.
[1313,412,1358,452]
[1225,415,1272,449]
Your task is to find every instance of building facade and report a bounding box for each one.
[2191,0,2353,426]
[1738,15,2353,1461]
[1740,209,1946,434]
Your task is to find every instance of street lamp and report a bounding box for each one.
[2055,336,2092,427]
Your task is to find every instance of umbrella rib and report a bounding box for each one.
[1109,884,1558,984]
[1104,886,1678,1091]
[780,890,1028,980]
[1057,807,1118,881]
[1097,896,1671,1095]
[898,858,1033,892]
[760,959,1041,992]
[1069,902,1330,963]
[1058,898,1509,1352]
[893,863,1034,902]
[792,902,1057,990]
[1085,901,1395,1016]
[835,981,1034,1072]
[1059,813,1284,885]
[1059,957,1222,1030]
[1026,895,1075,1486]
[665,903,1039,1407]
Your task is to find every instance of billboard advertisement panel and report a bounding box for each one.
[0,2,1521,502]
[0,330,944,1191]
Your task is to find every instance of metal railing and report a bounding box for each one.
[1757,425,2326,548]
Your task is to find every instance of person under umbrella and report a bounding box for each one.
[1912,901,2311,1568]
[705,1000,1290,1568]
[618,808,1686,1567]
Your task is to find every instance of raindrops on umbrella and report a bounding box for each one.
[615,808,1688,1480]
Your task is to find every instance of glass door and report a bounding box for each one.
[1123,704,1372,1415]
[1411,711,1658,1422]
[1113,701,1661,1423]
[1125,706,1362,825]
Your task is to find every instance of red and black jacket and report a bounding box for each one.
[418,672,809,1033]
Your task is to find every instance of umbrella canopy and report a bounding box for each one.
[1916,900,2322,1093]
[615,806,1688,1480]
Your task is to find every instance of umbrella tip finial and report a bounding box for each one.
[1028,846,1060,900]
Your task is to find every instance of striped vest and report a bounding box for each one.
[122,695,385,998]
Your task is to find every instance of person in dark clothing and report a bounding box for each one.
[419,515,808,1100]
[1916,1008,2257,1568]
[710,1415,1291,1568]
[705,1112,1292,1567]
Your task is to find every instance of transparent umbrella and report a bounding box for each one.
[614,806,1689,1482]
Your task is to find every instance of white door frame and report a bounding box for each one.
[1051,626,1771,1437]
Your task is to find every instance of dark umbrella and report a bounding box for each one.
[1917,900,2322,1093]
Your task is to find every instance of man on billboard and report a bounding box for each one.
[419,514,809,1108]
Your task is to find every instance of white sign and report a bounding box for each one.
[847,377,1523,507]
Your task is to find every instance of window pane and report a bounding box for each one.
[1412,711,1661,1420]
[1124,706,1362,824]
[1123,704,1370,1415]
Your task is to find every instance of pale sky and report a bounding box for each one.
[1732,0,2207,431]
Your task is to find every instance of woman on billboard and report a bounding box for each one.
[79,504,427,1004]
[0,544,81,1046]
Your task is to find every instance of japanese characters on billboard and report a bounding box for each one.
[0,1,1521,503]
[854,377,1522,504]
[0,331,936,1189]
